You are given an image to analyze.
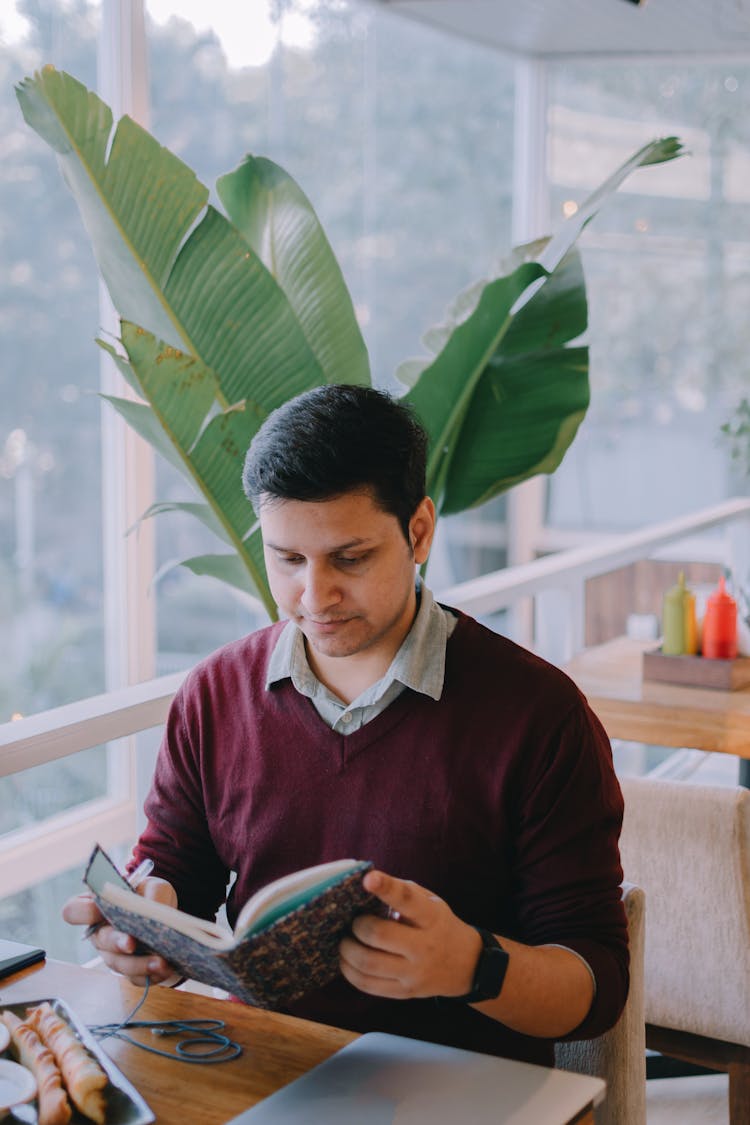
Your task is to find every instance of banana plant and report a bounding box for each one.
[15,66,685,617]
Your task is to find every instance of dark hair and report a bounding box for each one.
[242,385,428,540]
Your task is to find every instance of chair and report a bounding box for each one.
[555,882,646,1125]
[618,775,750,1125]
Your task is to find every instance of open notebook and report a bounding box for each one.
[83,844,382,1007]
[225,1032,606,1125]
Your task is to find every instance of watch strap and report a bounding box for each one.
[452,926,509,1003]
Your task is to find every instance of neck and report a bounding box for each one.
[306,646,390,706]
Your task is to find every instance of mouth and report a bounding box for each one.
[304,617,354,632]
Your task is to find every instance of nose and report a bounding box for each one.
[300,561,342,616]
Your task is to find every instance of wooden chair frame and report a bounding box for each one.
[647,1024,750,1124]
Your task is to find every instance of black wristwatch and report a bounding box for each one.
[453,927,509,1003]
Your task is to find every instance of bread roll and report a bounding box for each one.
[27,1002,107,1125]
[2,1009,72,1125]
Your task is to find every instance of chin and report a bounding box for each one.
[308,636,365,659]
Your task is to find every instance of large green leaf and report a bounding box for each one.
[499,244,587,355]
[16,67,327,413]
[441,347,589,513]
[96,335,144,397]
[403,137,686,513]
[17,68,202,347]
[172,553,265,599]
[217,155,370,388]
[100,392,192,483]
[134,501,232,545]
[114,327,219,447]
[538,136,686,275]
[115,321,275,617]
[399,242,585,381]
[404,260,547,507]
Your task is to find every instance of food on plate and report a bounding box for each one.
[27,1002,108,1125]
[1,1009,71,1125]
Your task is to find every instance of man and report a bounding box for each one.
[64,384,628,1066]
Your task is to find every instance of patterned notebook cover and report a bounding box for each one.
[84,846,382,1007]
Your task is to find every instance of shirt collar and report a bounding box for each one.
[265,581,453,704]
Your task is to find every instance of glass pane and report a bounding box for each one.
[0,0,102,719]
[144,0,516,651]
[547,61,750,533]
[0,729,135,958]
[0,1,120,965]
[0,746,108,833]
[0,851,129,963]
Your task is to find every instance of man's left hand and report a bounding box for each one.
[339,870,481,1000]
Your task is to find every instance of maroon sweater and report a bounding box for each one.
[134,611,628,1065]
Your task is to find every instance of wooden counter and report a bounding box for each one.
[565,636,750,758]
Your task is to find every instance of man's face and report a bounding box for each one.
[260,488,435,670]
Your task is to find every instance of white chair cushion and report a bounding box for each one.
[619,776,750,1047]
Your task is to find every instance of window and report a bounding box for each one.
[1,0,102,719]
[547,62,750,531]
[0,0,120,954]
[2,0,516,955]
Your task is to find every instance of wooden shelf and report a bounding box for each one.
[564,637,750,758]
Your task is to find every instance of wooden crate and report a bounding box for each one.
[642,648,750,691]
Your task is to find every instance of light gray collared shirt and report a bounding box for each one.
[265,582,458,734]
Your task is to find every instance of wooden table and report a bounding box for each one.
[565,636,750,784]
[0,959,353,1124]
[0,959,598,1125]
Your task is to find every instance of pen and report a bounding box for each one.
[125,857,155,890]
[82,857,155,941]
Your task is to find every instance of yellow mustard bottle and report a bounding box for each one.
[662,571,697,655]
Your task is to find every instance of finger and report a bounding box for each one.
[339,952,412,1000]
[144,953,174,983]
[92,924,138,957]
[339,936,404,984]
[98,949,174,985]
[136,876,178,908]
[62,894,104,927]
[350,913,419,955]
[362,870,438,926]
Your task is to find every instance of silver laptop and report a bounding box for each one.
[225,1032,605,1124]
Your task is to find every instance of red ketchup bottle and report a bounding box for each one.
[701,576,738,660]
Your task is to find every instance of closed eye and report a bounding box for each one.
[335,553,370,567]
[268,548,372,567]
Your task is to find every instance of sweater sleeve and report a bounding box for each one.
[510,694,629,1040]
[130,679,230,921]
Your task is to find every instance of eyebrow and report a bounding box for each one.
[265,537,373,553]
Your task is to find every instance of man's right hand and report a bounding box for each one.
[62,876,179,986]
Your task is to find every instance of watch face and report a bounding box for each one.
[448,928,509,1004]
[476,943,509,1000]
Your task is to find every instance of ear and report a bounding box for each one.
[409,497,436,565]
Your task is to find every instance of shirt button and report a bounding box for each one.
[341,712,353,724]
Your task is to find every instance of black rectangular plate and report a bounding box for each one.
[0,997,154,1124]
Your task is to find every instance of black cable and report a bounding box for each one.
[88,976,242,1064]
